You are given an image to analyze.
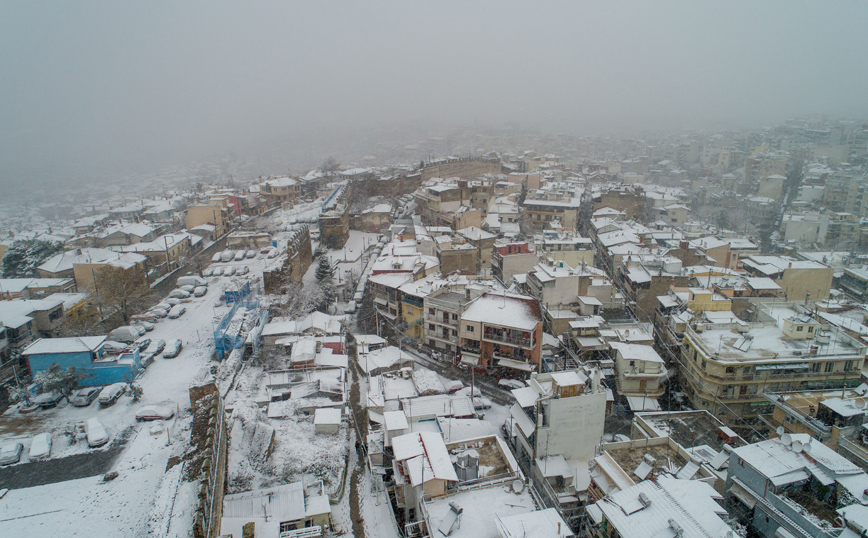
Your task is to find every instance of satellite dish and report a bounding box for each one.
[512,480,524,493]
[776,426,785,437]
[803,441,812,454]
[855,398,866,410]
[781,433,792,446]
[792,440,803,453]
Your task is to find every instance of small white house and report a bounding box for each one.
[314,407,342,434]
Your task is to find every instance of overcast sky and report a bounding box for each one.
[2,1,867,185]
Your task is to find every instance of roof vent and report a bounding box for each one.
[639,492,651,508]
[668,519,684,537]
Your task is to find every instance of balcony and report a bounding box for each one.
[483,327,533,349]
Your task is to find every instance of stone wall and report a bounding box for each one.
[263,225,312,292]
[419,157,505,181]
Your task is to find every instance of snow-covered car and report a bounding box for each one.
[260,247,273,256]
[163,339,183,358]
[245,250,257,259]
[472,396,493,410]
[220,250,235,262]
[169,289,190,299]
[102,341,130,354]
[212,267,224,276]
[497,379,526,390]
[86,417,109,447]
[143,339,166,357]
[178,284,195,293]
[233,250,246,261]
[165,297,181,306]
[135,405,175,421]
[223,266,236,276]
[156,301,174,311]
[133,337,151,352]
[0,442,23,465]
[98,383,126,407]
[72,387,102,407]
[149,307,168,319]
[32,391,65,409]
[211,252,222,263]
[445,380,464,394]
[193,286,207,297]
[267,249,280,258]
[133,321,155,332]
[203,267,214,277]
[237,265,249,275]
[29,432,52,461]
[167,305,186,319]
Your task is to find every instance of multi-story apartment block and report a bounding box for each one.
[458,292,542,373]
[680,303,865,422]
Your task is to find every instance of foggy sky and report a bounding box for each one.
[2,1,867,186]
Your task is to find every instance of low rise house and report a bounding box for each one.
[22,336,142,386]
[220,481,331,538]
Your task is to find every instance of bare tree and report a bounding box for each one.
[268,281,325,319]
[94,266,151,324]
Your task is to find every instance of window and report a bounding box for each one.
[467,325,474,332]
[811,363,820,373]
[406,307,413,315]
[725,367,735,374]
[452,313,458,321]
[845,360,855,372]
[808,326,814,333]
[280,522,298,532]
[796,325,803,332]
[825,362,835,373]
[428,324,434,331]
[428,308,434,315]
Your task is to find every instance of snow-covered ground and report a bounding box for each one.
[0,270,253,538]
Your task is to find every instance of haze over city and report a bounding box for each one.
[2,1,867,189]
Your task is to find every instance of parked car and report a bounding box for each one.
[98,383,126,407]
[156,301,174,311]
[203,267,214,277]
[0,442,23,465]
[233,250,246,261]
[472,396,493,410]
[102,341,130,353]
[260,247,273,255]
[149,307,168,319]
[237,265,249,275]
[267,249,280,258]
[498,379,526,390]
[108,325,145,343]
[136,404,175,421]
[193,286,207,297]
[86,417,109,447]
[133,321,155,332]
[133,336,151,352]
[245,249,257,259]
[445,380,464,394]
[29,432,52,461]
[167,305,186,319]
[72,387,102,407]
[163,339,183,358]
[220,250,235,262]
[223,266,236,276]
[212,267,224,276]
[169,289,190,299]
[178,284,195,293]
[211,252,222,263]
[165,297,181,306]
[177,275,207,288]
[32,391,65,409]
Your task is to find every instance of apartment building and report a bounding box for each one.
[458,292,542,373]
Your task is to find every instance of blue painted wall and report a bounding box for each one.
[27,350,142,387]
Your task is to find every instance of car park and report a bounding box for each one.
[32,391,66,409]
[98,383,126,407]
[223,266,236,276]
[29,432,52,461]
[86,417,109,447]
[167,305,186,319]
[193,286,207,297]
[72,387,102,407]
[135,405,175,421]
[169,289,190,299]
[0,442,24,465]
[246,249,257,259]
[233,250,246,261]
[220,250,235,262]
[163,339,183,358]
